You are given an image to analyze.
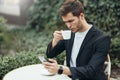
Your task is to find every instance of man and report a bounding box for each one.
[43,0,110,80]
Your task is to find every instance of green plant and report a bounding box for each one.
[0,50,41,79]
[111,58,120,68]
[8,28,52,52]
[0,16,12,55]
[27,0,65,31]
[0,16,7,43]
[83,0,120,60]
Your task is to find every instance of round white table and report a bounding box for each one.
[3,64,71,80]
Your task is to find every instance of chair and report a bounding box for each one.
[104,54,111,80]
[63,54,111,80]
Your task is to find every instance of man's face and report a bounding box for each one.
[62,12,83,32]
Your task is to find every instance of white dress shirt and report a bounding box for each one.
[70,25,92,67]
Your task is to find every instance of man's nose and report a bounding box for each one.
[66,23,72,28]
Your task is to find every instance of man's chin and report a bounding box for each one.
[71,29,77,33]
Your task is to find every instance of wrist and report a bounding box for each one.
[58,66,63,74]
[52,39,59,48]
[62,66,71,76]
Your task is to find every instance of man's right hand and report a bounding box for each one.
[52,31,63,48]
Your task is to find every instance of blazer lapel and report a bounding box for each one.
[67,33,75,66]
[76,26,97,61]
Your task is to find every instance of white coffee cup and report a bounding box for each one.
[62,30,71,40]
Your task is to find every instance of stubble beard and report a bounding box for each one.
[76,20,83,32]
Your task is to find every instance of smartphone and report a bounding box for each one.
[38,55,47,63]
[38,54,53,63]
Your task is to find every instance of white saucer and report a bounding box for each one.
[39,65,55,76]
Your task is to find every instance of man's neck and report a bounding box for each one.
[79,21,91,32]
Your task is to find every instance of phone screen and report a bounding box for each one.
[38,55,47,63]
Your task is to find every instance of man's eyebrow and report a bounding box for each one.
[64,19,74,23]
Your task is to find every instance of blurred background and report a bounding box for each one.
[0,0,120,79]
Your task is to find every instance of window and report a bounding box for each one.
[4,0,19,5]
[0,0,20,16]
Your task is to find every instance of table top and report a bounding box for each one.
[3,64,71,80]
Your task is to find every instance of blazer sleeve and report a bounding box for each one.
[69,35,110,80]
[46,40,65,58]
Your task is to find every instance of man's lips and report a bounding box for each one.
[70,28,74,31]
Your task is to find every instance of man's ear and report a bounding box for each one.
[79,13,84,20]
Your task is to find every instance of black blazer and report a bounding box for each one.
[46,24,110,80]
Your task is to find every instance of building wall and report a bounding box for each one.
[0,0,34,25]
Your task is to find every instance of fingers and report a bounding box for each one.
[52,30,64,48]
[53,31,62,38]
[52,30,63,44]
[42,59,57,67]
[48,59,57,63]
[42,59,59,74]
[42,59,57,66]
[43,61,52,66]
[54,31,62,35]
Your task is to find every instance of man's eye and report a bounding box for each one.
[68,20,74,23]
[64,20,74,23]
